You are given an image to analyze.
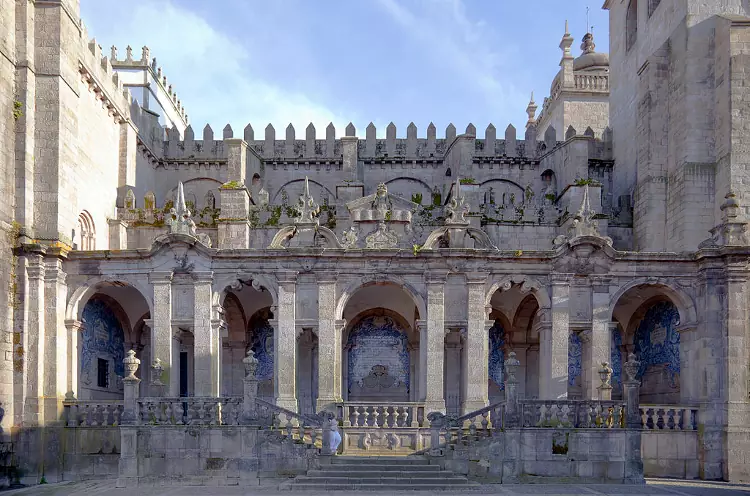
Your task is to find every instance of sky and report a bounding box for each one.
[80,0,609,139]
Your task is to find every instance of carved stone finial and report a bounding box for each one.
[243,348,259,379]
[445,178,470,225]
[504,351,521,384]
[598,361,613,387]
[110,45,118,61]
[563,184,612,245]
[295,177,320,224]
[151,358,164,386]
[123,349,140,380]
[623,353,640,383]
[526,92,538,125]
[125,45,133,61]
[141,46,150,63]
[167,182,197,236]
[581,32,596,54]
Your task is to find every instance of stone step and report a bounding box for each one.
[290,482,482,491]
[315,463,441,472]
[330,456,430,465]
[307,469,446,478]
[294,476,471,485]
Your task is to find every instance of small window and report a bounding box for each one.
[97,358,109,388]
[626,0,638,52]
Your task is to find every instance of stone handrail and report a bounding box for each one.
[255,398,334,455]
[137,396,243,425]
[639,404,697,431]
[339,402,425,428]
[64,400,124,427]
[520,399,625,428]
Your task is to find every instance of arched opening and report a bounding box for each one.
[75,211,96,251]
[486,282,545,402]
[611,284,685,404]
[71,281,151,399]
[626,0,638,51]
[340,283,421,404]
[220,279,274,399]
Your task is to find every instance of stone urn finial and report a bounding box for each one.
[598,361,613,387]
[504,351,521,384]
[623,353,640,383]
[123,349,140,379]
[151,358,164,386]
[243,348,259,379]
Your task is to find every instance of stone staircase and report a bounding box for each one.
[285,455,481,491]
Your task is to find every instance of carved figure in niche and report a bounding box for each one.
[541,170,556,205]
[205,190,216,209]
[144,191,156,210]
[372,183,390,219]
[341,225,358,249]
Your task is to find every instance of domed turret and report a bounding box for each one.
[573,32,609,71]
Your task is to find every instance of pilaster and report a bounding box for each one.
[589,283,612,399]
[149,271,176,396]
[423,272,447,414]
[23,255,45,425]
[543,276,570,399]
[274,271,298,411]
[193,271,219,397]
[463,272,490,413]
[316,273,341,412]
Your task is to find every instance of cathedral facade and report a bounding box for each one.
[0,0,749,484]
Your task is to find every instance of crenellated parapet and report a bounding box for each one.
[77,22,133,124]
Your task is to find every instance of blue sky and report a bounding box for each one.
[80,0,609,138]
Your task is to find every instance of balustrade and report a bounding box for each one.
[574,74,609,91]
[64,400,123,427]
[339,402,425,428]
[639,404,697,431]
[136,397,242,425]
[519,399,624,428]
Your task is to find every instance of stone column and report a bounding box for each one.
[622,353,644,483]
[513,345,530,398]
[504,352,521,428]
[23,255,45,425]
[121,350,141,425]
[463,273,490,413]
[274,271,298,411]
[64,319,83,399]
[423,273,447,414]
[541,277,570,399]
[588,282,612,399]
[149,271,176,396]
[316,274,342,412]
[193,271,220,397]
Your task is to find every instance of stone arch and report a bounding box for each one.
[213,273,279,308]
[335,276,426,321]
[485,275,551,311]
[66,275,153,323]
[75,210,96,250]
[607,279,696,326]
[383,177,432,202]
[272,178,335,204]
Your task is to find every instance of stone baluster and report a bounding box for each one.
[504,351,521,428]
[427,412,447,456]
[241,349,259,423]
[121,350,141,425]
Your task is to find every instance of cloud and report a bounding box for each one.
[375,0,525,117]
[83,0,351,136]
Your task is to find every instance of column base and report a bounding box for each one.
[316,397,342,414]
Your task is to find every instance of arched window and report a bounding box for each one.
[76,211,96,250]
[205,190,216,210]
[626,0,638,51]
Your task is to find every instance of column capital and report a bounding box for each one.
[149,271,173,284]
[415,319,426,332]
[192,271,214,283]
[64,319,84,332]
[425,272,448,285]
[26,263,45,280]
[43,260,66,283]
[275,270,298,285]
[484,319,495,331]
[607,321,621,332]
[465,272,489,284]
[550,274,572,285]
[316,272,338,283]
[334,319,347,332]
[676,323,697,334]
[142,319,153,329]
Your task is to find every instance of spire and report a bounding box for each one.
[560,19,574,62]
[526,92,538,127]
[295,177,319,225]
[175,181,187,217]
[445,177,470,225]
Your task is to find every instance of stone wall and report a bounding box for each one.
[117,425,320,487]
[641,430,699,479]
